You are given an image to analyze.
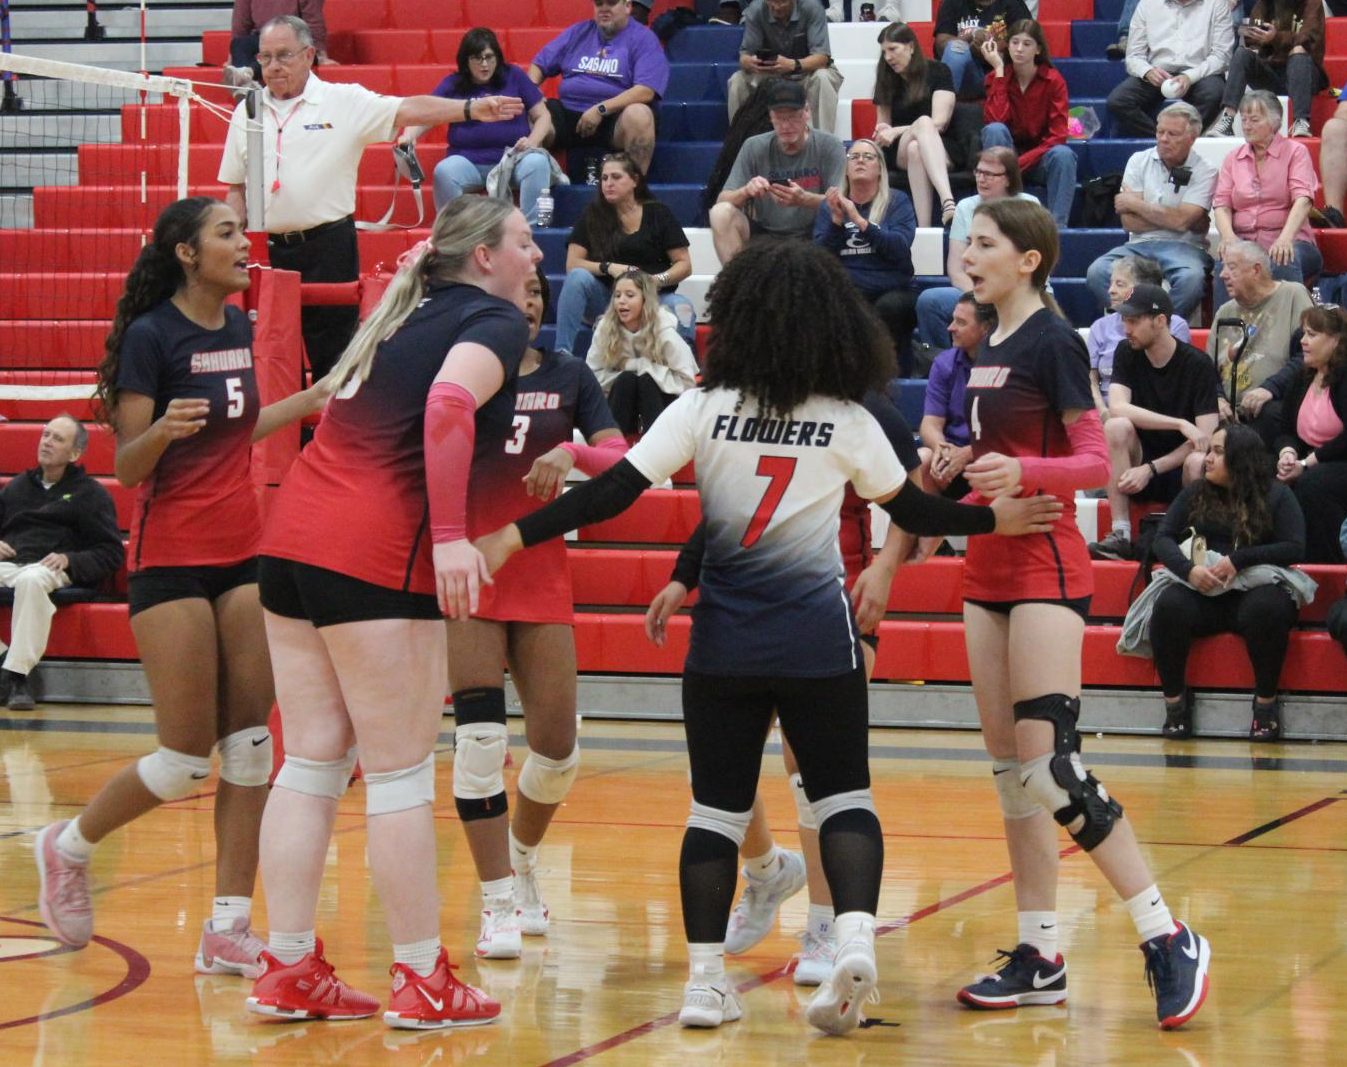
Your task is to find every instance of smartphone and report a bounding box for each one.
[756,49,778,63]
[769,177,791,185]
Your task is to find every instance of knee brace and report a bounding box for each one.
[517,744,579,806]
[991,758,1042,821]
[137,746,212,801]
[452,687,509,822]
[1014,694,1123,851]
[273,748,358,800]
[216,726,272,787]
[811,788,878,829]
[686,800,753,847]
[365,753,436,816]
[788,772,818,831]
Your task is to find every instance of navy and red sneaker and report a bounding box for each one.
[957,944,1068,1010]
[1142,921,1211,1030]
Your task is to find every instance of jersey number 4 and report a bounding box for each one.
[741,455,796,549]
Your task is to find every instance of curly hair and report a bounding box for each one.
[592,270,668,371]
[576,153,654,263]
[700,240,895,420]
[96,196,219,428]
[1189,423,1274,546]
[1298,304,1347,389]
[450,27,508,94]
[873,22,930,115]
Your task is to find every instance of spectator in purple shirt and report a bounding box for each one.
[528,0,670,174]
[918,292,994,499]
[401,28,554,224]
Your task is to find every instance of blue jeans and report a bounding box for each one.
[916,286,962,349]
[431,152,550,225]
[981,124,1077,226]
[1086,240,1213,319]
[940,39,986,98]
[553,268,697,357]
[1212,240,1323,307]
[1116,0,1140,38]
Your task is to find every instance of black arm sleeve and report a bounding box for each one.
[877,477,995,537]
[669,519,707,591]
[515,459,652,548]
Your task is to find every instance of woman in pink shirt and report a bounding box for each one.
[1212,89,1321,307]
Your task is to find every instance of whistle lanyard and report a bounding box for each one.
[268,98,304,195]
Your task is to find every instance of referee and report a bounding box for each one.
[219,15,523,379]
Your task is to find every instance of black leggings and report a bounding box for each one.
[1149,582,1298,700]
[679,666,881,941]
[1293,461,1347,563]
[605,371,676,437]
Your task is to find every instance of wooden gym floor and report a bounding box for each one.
[2,702,1345,1065]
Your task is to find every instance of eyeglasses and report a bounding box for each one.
[846,152,879,162]
[470,53,498,64]
[256,49,306,66]
[974,168,1007,179]
[593,0,623,6]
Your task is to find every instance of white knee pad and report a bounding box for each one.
[686,800,753,847]
[517,744,579,806]
[788,772,818,831]
[217,726,273,787]
[992,759,1042,820]
[811,788,877,828]
[452,722,508,801]
[273,747,358,800]
[137,746,212,801]
[365,753,436,816]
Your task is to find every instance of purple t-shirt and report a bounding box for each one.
[924,346,973,447]
[431,64,544,166]
[532,19,670,114]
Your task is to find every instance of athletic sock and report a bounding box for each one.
[1019,910,1059,960]
[743,846,779,881]
[55,817,94,865]
[1125,884,1178,943]
[481,875,514,910]
[210,896,252,931]
[393,936,442,978]
[687,941,725,980]
[268,930,316,965]
[806,903,834,939]
[509,827,538,874]
[1111,520,1131,539]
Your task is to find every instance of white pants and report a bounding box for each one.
[726,67,845,134]
[0,562,70,675]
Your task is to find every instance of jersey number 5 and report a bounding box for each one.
[741,455,796,549]
[225,377,245,419]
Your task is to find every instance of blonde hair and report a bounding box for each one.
[594,270,666,371]
[329,198,515,390]
[841,138,891,226]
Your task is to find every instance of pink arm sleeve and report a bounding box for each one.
[1017,409,1110,495]
[424,380,477,544]
[560,435,629,477]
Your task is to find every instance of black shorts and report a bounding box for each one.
[859,632,879,652]
[965,595,1092,621]
[545,98,626,151]
[258,556,440,628]
[127,558,258,617]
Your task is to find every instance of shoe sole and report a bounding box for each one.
[195,952,262,979]
[806,954,877,1035]
[957,988,1068,1010]
[516,909,549,936]
[1088,545,1132,562]
[383,1010,500,1030]
[792,963,830,987]
[475,936,522,960]
[246,997,376,1022]
[1159,935,1211,1030]
[678,993,743,1028]
[34,823,91,948]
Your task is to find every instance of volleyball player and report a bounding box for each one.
[245,198,538,1028]
[450,268,626,960]
[954,197,1211,1030]
[474,239,1062,1036]
[34,197,328,975]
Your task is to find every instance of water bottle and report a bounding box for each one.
[536,187,554,228]
[586,158,599,185]
[1311,284,1324,306]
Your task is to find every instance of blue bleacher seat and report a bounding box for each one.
[647,143,722,184]
[1094,0,1125,22]
[665,26,743,64]
[1056,229,1130,276]
[659,102,729,142]
[1073,21,1122,56]
[1056,59,1126,100]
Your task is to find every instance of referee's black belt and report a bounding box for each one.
[268,215,354,246]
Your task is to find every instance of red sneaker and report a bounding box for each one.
[246,939,379,1021]
[384,948,501,1030]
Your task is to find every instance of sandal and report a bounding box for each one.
[940,198,957,227]
[1161,691,1193,740]
[1249,697,1282,743]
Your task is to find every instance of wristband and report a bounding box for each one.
[793,59,803,74]
[464,97,473,121]
[1147,460,1159,478]
[599,260,611,277]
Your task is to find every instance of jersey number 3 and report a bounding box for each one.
[741,455,796,549]
[505,415,531,455]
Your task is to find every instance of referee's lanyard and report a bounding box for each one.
[269,101,304,195]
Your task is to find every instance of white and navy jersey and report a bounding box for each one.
[626,387,907,677]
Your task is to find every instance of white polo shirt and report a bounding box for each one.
[219,73,402,234]
[1122,146,1217,250]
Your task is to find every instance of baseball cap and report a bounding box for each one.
[764,78,807,111]
[1117,282,1173,319]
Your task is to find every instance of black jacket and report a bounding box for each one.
[1274,369,1347,463]
[0,465,124,587]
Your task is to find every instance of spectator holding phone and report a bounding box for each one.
[933,0,1032,100]
[727,0,844,133]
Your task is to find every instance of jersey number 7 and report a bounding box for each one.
[741,455,796,549]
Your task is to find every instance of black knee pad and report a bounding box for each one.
[1014,693,1123,852]
[452,686,507,726]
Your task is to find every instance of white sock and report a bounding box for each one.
[393,936,442,978]
[1111,520,1131,539]
[55,817,94,865]
[1019,910,1059,961]
[1125,884,1178,944]
[743,846,779,881]
[210,896,252,931]
[481,875,514,910]
[806,903,834,939]
[509,827,538,874]
[268,930,315,965]
[687,941,725,980]
[834,911,876,951]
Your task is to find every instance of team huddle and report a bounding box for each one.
[32,190,1211,1038]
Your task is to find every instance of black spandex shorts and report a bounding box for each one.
[965,595,1092,621]
[127,558,258,617]
[258,556,440,627]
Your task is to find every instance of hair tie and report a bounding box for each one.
[397,239,433,274]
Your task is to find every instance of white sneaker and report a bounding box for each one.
[678,973,743,1028]
[791,929,836,987]
[475,907,522,959]
[1290,117,1312,138]
[724,850,807,954]
[514,867,549,936]
[805,938,879,1036]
